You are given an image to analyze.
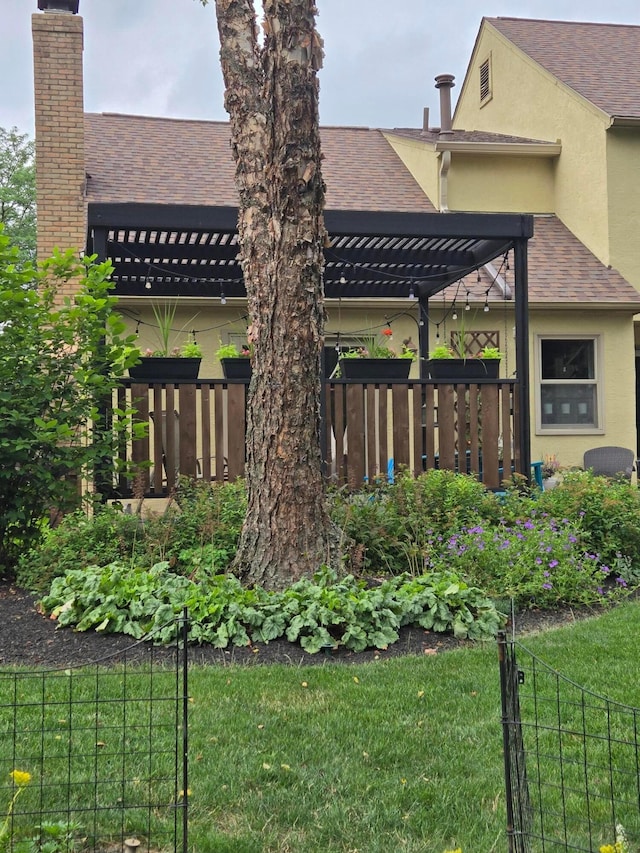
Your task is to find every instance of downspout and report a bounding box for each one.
[434,74,455,213]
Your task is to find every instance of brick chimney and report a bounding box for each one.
[32,1,85,271]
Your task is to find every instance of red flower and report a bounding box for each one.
[382,327,392,337]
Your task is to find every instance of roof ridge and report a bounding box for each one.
[488,16,640,30]
[85,112,380,133]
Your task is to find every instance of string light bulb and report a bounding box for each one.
[465,291,470,311]
[451,302,458,321]
[408,285,416,300]
[220,288,227,306]
[339,273,346,285]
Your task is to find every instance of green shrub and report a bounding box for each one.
[329,469,500,574]
[0,230,141,572]
[17,479,247,592]
[16,505,147,592]
[535,470,640,571]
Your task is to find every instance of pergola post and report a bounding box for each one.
[514,235,531,478]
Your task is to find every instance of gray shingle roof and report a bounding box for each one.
[487,17,640,118]
[84,113,435,213]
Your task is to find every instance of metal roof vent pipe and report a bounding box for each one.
[435,74,455,137]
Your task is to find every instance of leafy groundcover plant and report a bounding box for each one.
[40,564,504,653]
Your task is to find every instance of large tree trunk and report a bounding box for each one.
[215,0,339,590]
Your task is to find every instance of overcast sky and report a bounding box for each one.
[2,0,639,136]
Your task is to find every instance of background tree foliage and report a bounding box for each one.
[0,227,142,574]
[0,126,36,265]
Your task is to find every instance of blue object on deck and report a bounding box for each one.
[387,458,395,484]
[530,461,544,490]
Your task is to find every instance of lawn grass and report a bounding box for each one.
[184,600,640,852]
[3,602,640,852]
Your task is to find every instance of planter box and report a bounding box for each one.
[427,358,500,380]
[221,358,252,380]
[129,357,201,382]
[339,358,412,381]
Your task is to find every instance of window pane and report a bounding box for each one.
[541,384,597,426]
[541,339,594,380]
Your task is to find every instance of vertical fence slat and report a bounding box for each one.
[392,383,410,470]
[455,383,467,472]
[501,382,512,483]
[481,385,500,488]
[425,384,436,471]
[411,383,424,477]
[131,382,151,495]
[366,386,377,481]
[214,384,225,481]
[179,384,197,479]
[346,384,365,486]
[226,384,246,480]
[165,385,177,492]
[468,385,481,477]
[333,384,347,483]
[438,385,456,470]
[200,383,212,482]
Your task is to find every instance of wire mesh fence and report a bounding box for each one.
[0,613,188,853]
[499,631,640,852]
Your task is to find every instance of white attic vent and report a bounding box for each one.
[480,56,492,104]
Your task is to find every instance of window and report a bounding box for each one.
[537,336,602,432]
[480,56,492,104]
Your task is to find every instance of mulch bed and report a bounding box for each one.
[0,580,599,670]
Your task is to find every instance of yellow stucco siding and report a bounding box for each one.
[445,154,554,213]
[454,25,611,265]
[528,309,637,469]
[606,130,640,291]
[383,134,440,207]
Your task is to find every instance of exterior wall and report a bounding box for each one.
[445,154,554,213]
[384,133,556,213]
[606,130,640,290]
[382,134,441,208]
[32,9,86,288]
[528,309,637,469]
[454,24,611,266]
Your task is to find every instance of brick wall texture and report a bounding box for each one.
[32,11,86,287]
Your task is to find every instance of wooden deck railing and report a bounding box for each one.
[107,377,521,499]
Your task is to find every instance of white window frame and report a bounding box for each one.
[535,334,604,435]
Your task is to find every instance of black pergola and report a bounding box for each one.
[87,203,534,474]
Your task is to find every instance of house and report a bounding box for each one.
[384,17,640,468]
[31,3,640,489]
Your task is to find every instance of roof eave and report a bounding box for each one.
[608,116,640,129]
[433,140,561,157]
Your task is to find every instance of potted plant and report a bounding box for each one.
[427,341,503,380]
[216,340,252,380]
[336,329,415,380]
[541,453,560,489]
[129,303,202,381]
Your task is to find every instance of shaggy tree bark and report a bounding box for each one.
[211,0,340,589]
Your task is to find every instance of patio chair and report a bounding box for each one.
[583,446,636,480]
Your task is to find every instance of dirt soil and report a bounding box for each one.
[0,580,600,670]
